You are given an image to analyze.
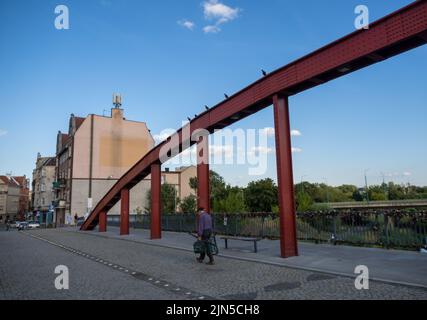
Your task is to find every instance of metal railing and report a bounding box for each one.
[107,210,427,250]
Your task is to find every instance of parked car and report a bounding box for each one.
[7,221,21,229]
[18,222,29,231]
[27,221,41,229]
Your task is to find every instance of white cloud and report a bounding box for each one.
[203,25,221,33]
[0,129,7,137]
[210,145,234,158]
[153,129,176,144]
[247,146,274,157]
[203,0,240,33]
[261,127,302,137]
[291,130,302,137]
[172,145,234,158]
[384,172,412,178]
[292,147,303,153]
[261,127,275,137]
[178,19,195,30]
[203,0,239,22]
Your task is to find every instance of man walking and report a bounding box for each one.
[197,207,214,265]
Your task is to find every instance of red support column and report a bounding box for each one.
[273,94,298,258]
[197,134,210,213]
[120,188,130,236]
[151,163,162,239]
[99,210,107,232]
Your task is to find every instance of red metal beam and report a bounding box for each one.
[120,188,130,236]
[197,134,210,213]
[151,163,162,239]
[99,210,107,232]
[81,1,427,239]
[273,95,298,258]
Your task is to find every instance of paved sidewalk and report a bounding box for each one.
[71,226,427,288]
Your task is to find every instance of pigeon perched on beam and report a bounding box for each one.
[224,94,229,99]
[262,69,268,76]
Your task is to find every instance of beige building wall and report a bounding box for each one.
[6,185,20,219]
[178,166,197,199]
[63,107,197,218]
[70,108,155,217]
[33,162,56,211]
[72,109,154,180]
[0,180,6,221]
[71,179,151,217]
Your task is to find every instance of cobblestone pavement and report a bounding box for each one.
[0,230,184,300]
[2,229,427,300]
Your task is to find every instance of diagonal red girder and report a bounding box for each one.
[81,1,427,231]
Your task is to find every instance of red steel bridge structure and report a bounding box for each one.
[81,1,427,258]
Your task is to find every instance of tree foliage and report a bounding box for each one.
[244,178,278,212]
[144,183,179,214]
[180,195,197,214]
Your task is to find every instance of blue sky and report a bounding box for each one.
[0,0,426,187]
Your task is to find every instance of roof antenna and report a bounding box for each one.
[113,93,122,108]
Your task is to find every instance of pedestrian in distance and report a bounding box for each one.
[196,207,215,265]
[5,218,10,231]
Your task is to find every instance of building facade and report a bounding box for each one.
[0,175,29,223]
[162,166,197,201]
[31,154,56,223]
[54,107,155,225]
[13,176,30,220]
[53,102,198,225]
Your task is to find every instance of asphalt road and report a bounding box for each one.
[1,228,426,300]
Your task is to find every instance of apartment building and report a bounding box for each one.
[162,166,197,201]
[52,96,198,225]
[53,105,156,225]
[31,154,56,223]
[0,175,29,222]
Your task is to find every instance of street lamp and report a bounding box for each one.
[380,172,388,201]
[322,177,330,206]
[300,175,308,193]
[364,169,370,204]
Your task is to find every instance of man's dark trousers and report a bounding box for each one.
[199,229,213,262]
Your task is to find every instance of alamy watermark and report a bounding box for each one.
[355,5,369,30]
[54,265,69,290]
[354,265,369,290]
[54,5,69,30]
[156,122,302,176]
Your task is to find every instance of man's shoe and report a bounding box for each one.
[197,258,204,263]
[206,261,215,265]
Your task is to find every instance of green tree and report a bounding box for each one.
[388,182,405,200]
[144,183,179,214]
[244,178,278,212]
[213,187,246,213]
[296,191,313,212]
[180,195,197,214]
[189,177,198,194]
[190,170,229,211]
[210,170,228,201]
